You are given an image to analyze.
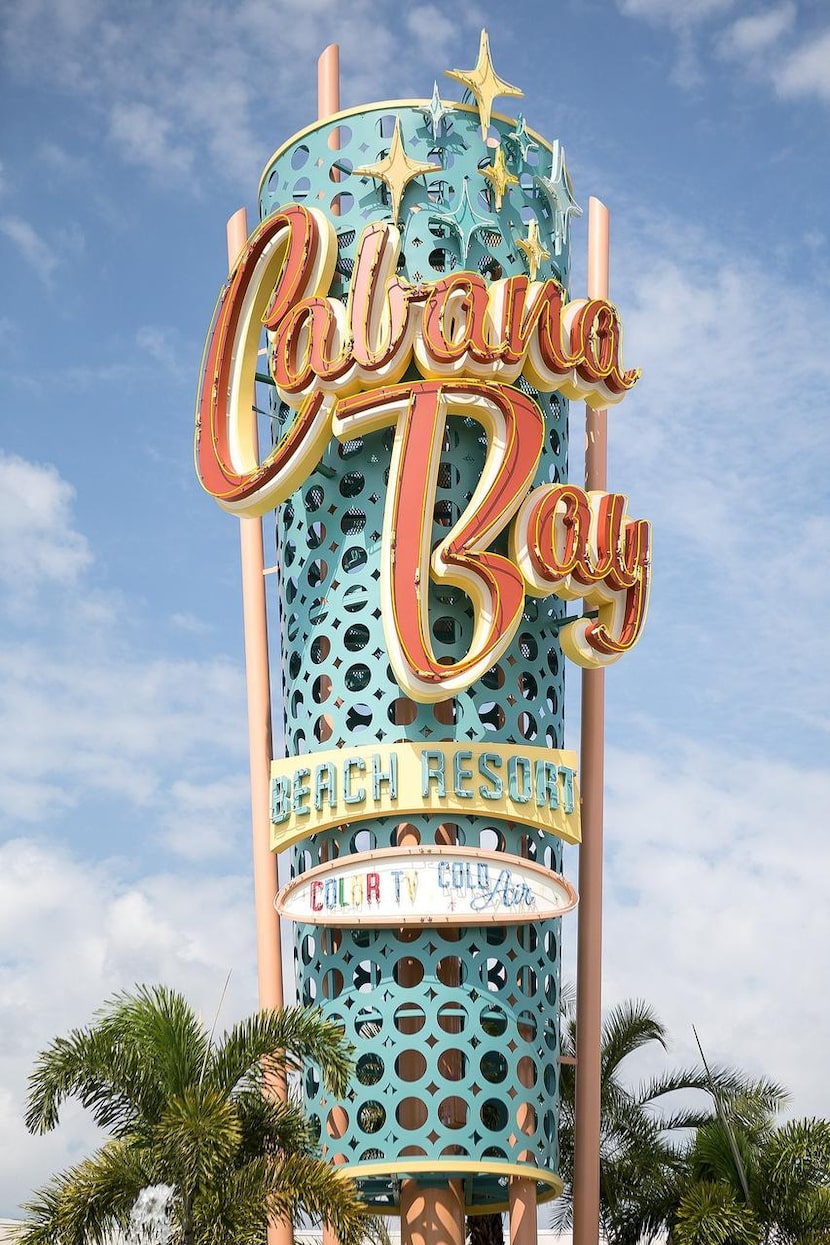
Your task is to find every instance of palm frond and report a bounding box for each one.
[266,1152,370,1245]
[208,1006,353,1098]
[18,1141,152,1245]
[600,999,667,1084]
[234,1088,316,1159]
[673,1180,762,1245]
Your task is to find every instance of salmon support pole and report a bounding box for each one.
[194,29,650,1243]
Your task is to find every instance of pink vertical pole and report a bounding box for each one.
[225,210,292,1245]
[572,196,610,1245]
[318,45,343,1245]
[318,43,340,123]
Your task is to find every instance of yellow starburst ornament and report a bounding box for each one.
[353,117,441,224]
[480,145,518,210]
[446,29,524,143]
[516,218,550,281]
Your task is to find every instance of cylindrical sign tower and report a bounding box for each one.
[195,29,649,1242]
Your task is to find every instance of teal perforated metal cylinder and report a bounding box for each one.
[260,98,574,1213]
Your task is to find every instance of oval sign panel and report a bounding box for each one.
[275,846,578,927]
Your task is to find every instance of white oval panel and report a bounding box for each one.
[275,846,578,926]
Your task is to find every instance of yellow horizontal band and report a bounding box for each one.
[336,1157,563,1215]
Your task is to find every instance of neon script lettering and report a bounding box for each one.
[196,203,650,696]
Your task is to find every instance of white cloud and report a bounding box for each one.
[773,28,830,102]
[0,453,92,594]
[618,0,736,27]
[606,212,830,735]
[0,452,246,834]
[0,217,59,283]
[161,776,251,860]
[718,2,796,60]
[0,837,258,1214]
[109,102,194,178]
[1,0,480,190]
[594,741,830,1118]
[136,325,188,378]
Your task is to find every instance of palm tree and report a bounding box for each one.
[552,999,786,1245]
[671,1105,830,1244]
[19,984,376,1245]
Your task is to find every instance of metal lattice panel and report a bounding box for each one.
[260,100,573,1211]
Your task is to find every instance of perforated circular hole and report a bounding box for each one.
[346,703,372,731]
[396,1097,428,1129]
[342,545,367,574]
[394,957,424,987]
[395,822,420,845]
[311,635,330,663]
[341,508,366,535]
[480,1004,507,1037]
[312,675,331,703]
[481,1098,509,1131]
[519,671,538,699]
[322,968,344,999]
[345,663,371,692]
[343,583,367,613]
[437,1002,467,1033]
[479,701,505,731]
[356,1052,384,1086]
[436,956,465,986]
[354,1005,382,1036]
[480,1050,507,1084]
[481,664,505,689]
[517,966,538,997]
[332,190,354,213]
[437,1048,467,1081]
[344,624,369,651]
[353,958,381,990]
[432,615,457,644]
[340,471,365,497]
[479,826,505,852]
[305,483,324,511]
[518,711,538,740]
[291,145,310,170]
[439,1096,468,1129]
[314,715,333,743]
[395,1050,426,1082]
[305,1067,320,1096]
[518,632,539,660]
[517,1055,538,1087]
[544,1064,558,1095]
[293,176,311,199]
[485,959,507,991]
[358,1101,385,1134]
[394,1003,426,1033]
[389,697,417,725]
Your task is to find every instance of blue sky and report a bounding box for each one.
[1,0,829,1217]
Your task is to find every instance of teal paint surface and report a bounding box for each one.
[260,98,574,1209]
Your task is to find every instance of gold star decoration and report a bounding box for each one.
[445,28,524,143]
[480,145,518,210]
[353,117,441,224]
[516,218,550,281]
